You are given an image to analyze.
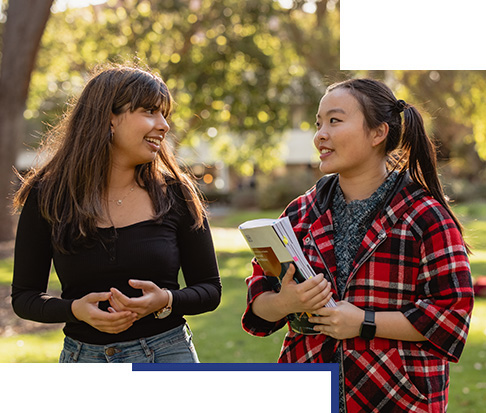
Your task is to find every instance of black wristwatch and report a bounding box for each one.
[359,309,376,340]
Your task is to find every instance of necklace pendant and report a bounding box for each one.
[109,184,135,206]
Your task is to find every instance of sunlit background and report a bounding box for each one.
[0,1,485,411]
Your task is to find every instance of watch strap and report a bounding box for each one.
[154,289,173,319]
[359,309,376,340]
[364,309,375,324]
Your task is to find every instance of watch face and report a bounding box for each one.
[360,322,376,340]
[155,307,172,319]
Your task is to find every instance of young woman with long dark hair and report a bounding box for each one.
[242,78,474,412]
[12,63,221,363]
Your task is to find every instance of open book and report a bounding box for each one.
[239,216,336,334]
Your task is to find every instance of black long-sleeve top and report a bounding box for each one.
[11,187,221,345]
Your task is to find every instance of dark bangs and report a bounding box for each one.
[113,69,172,118]
[328,80,380,130]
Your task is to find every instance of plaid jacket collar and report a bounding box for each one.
[306,172,423,298]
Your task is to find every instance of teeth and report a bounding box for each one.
[145,137,161,146]
[321,149,332,154]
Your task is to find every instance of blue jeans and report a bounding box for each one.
[59,324,199,363]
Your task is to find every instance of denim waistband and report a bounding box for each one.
[60,323,198,363]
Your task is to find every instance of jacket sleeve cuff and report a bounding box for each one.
[400,300,470,362]
[241,291,287,337]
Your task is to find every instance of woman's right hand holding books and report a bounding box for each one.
[252,264,333,322]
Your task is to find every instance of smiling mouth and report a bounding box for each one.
[144,136,162,149]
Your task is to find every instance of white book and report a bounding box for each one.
[239,216,336,309]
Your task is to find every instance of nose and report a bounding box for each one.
[313,128,329,145]
[156,113,170,134]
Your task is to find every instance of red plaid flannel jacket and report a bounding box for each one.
[242,173,474,413]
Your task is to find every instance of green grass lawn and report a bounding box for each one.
[449,298,486,412]
[1,203,485,411]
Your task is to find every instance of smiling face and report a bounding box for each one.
[313,88,387,180]
[110,102,170,169]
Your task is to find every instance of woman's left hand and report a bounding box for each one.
[308,301,364,340]
[108,280,169,320]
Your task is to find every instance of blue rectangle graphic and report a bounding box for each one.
[133,363,340,413]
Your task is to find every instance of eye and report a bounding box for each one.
[315,122,321,129]
[330,117,341,124]
[145,106,160,114]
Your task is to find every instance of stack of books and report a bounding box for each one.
[239,216,336,309]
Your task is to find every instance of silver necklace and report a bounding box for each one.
[109,185,135,206]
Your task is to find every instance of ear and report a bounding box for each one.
[110,112,118,129]
[371,122,389,147]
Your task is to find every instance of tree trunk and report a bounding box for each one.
[0,0,53,241]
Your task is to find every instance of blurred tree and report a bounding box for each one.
[0,0,53,241]
[31,0,486,183]
[390,70,486,183]
[27,0,341,176]
[348,69,486,196]
[10,0,486,238]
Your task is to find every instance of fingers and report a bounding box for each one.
[91,311,137,334]
[110,287,147,313]
[308,308,334,335]
[72,293,138,334]
[308,302,362,340]
[297,274,332,311]
[109,288,134,308]
[281,264,296,286]
[108,290,142,319]
[88,302,137,332]
[111,280,156,307]
[309,306,333,319]
[77,281,164,332]
[306,278,333,311]
[128,279,154,291]
[279,268,335,314]
[85,292,112,303]
[109,282,165,319]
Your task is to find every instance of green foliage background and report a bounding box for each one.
[17,0,485,185]
[26,0,340,175]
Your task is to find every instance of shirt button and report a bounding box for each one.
[105,347,116,356]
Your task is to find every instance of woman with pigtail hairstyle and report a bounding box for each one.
[242,78,473,412]
[12,63,221,363]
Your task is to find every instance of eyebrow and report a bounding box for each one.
[316,108,346,119]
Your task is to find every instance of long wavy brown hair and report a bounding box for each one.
[14,63,206,253]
